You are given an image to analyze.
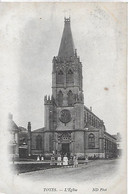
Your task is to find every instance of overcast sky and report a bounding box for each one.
[1,3,126,134]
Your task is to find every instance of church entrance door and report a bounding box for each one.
[62,143,70,158]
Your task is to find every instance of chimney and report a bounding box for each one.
[28,122,31,131]
[90,107,92,112]
[27,122,31,157]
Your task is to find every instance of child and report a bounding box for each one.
[85,155,88,165]
[63,154,68,167]
[50,154,55,166]
[69,156,73,167]
[73,155,78,167]
[57,154,62,166]
[37,155,40,161]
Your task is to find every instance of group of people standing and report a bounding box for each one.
[50,154,79,167]
[36,153,89,167]
[37,155,44,161]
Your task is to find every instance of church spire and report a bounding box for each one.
[58,17,75,58]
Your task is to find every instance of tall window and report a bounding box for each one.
[84,113,87,123]
[36,135,42,150]
[90,116,92,125]
[88,133,95,148]
[94,118,95,127]
[67,90,74,106]
[87,113,89,122]
[95,120,97,127]
[67,69,73,83]
[58,90,63,106]
[89,115,91,124]
[92,117,94,126]
[56,70,64,84]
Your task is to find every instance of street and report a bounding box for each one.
[19,159,120,183]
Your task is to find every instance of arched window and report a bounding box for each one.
[95,120,97,127]
[89,115,91,124]
[85,113,87,123]
[92,117,94,126]
[67,90,74,106]
[58,70,63,75]
[36,135,42,150]
[56,69,64,84]
[68,69,73,74]
[88,133,95,148]
[87,113,89,122]
[97,121,100,127]
[91,116,93,125]
[67,69,74,83]
[58,91,63,106]
[94,118,95,127]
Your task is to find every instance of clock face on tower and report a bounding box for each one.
[59,109,71,124]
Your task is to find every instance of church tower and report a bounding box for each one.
[52,17,84,130]
[44,18,85,157]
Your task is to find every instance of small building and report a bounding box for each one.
[8,113,29,160]
[8,113,19,161]
[19,126,28,158]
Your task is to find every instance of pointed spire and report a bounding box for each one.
[58,17,75,58]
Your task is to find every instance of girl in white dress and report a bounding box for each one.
[37,155,40,161]
[57,155,62,166]
[63,155,68,166]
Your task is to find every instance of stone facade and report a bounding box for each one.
[112,133,122,157]
[29,18,117,159]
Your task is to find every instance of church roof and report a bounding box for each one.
[58,17,75,58]
[32,127,45,133]
[105,131,117,140]
[8,119,19,132]
[84,105,102,122]
[85,123,96,130]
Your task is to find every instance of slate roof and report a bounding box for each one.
[58,17,75,58]
[112,133,121,141]
[8,119,19,132]
[32,127,45,133]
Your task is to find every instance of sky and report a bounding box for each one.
[1,3,126,134]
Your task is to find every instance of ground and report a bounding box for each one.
[19,159,119,183]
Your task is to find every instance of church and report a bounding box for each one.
[28,18,117,159]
